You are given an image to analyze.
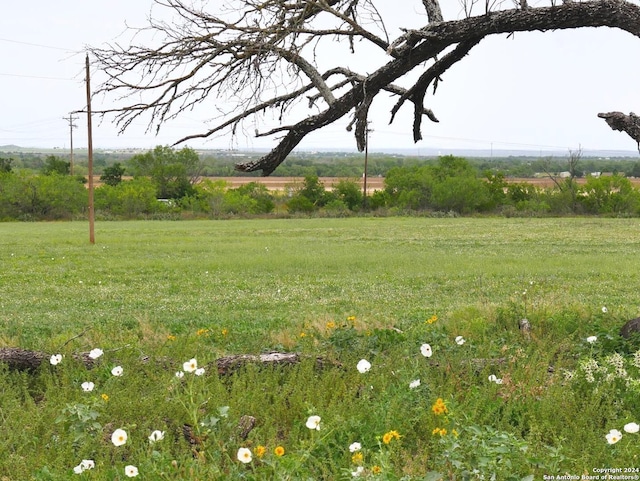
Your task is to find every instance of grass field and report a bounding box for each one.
[1,218,640,479]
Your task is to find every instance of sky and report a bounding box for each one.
[1,0,639,156]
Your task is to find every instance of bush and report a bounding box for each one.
[430,176,490,214]
[332,179,363,211]
[233,182,276,214]
[287,194,316,213]
[94,178,160,218]
[0,171,87,220]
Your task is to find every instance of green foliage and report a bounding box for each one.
[9,148,640,219]
[99,162,125,187]
[0,157,12,173]
[181,179,276,216]
[0,171,87,220]
[579,175,640,214]
[128,145,200,199]
[332,178,363,211]
[384,164,434,209]
[382,156,491,213]
[42,155,71,176]
[55,402,102,447]
[484,171,508,208]
[232,182,276,214]
[431,176,490,214]
[287,194,316,213]
[288,174,336,212]
[94,177,160,217]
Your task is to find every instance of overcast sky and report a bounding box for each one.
[1,0,639,155]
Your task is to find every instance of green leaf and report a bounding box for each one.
[424,472,444,481]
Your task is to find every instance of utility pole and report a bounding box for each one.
[85,54,95,244]
[63,113,78,175]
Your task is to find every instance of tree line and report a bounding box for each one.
[1,148,640,221]
[5,148,640,179]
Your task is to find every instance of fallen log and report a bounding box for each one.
[0,348,97,371]
[214,351,302,375]
[0,347,319,374]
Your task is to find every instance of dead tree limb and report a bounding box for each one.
[0,348,96,371]
[598,111,640,153]
[0,348,322,374]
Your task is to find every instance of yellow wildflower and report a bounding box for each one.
[167,334,176,341]
[101,393,109,402]
[382,430,401,444]
[221,328,228,337]
[300,332,306,338]
[326,321,336,329]
[351,452,363,464]
[431,398,448,416]
[372,465,382,475]
[274,446,285,457]
[196,328,209,337]
[426,315,438,324]
[347,315,356,322]
[254,445,266,458]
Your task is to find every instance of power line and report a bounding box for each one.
[373,128,570,151]
[0,37,73,52]
[0,72,76,81]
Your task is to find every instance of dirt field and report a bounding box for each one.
[204,176,386,192]
[198,176,640,191]
[91,175,640,192]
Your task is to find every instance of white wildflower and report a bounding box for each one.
[306,415,321,431]
[111,428,128,447]
[606,429,622,444]
[81,381,94,392]
[149,430,165,443]
[183,358,198,373]
[88,348,103,359]
[50,354,63,366]
[356,359,371,373]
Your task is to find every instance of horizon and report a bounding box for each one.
[1,143,638,159]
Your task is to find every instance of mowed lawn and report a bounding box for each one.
[2,217,639,350]
[1,217,640,479]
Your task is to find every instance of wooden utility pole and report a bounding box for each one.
[85,54,95,244]
[63,114,78,175]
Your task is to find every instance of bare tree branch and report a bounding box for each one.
[598,111,640,152]
[422,0,444,23]
[88,0,640,176]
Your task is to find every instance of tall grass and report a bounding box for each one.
[1,218,639,479]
